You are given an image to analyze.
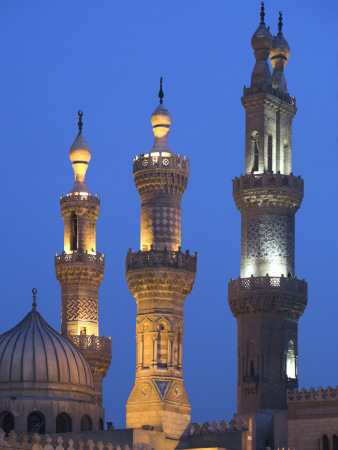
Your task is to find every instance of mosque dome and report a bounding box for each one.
[0,300,93,388]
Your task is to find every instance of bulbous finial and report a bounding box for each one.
[260,1,265,25]
[78,110,83,133]
[278,11,283,35]
[32,288,37,310]
[68,110,92,194]
[158,77,164,104]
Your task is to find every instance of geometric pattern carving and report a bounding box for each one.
[65,298,98,322]
[245,214,294,260]
[141,204,181,248]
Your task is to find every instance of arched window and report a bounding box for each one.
[322,435,329,450]
[0,411,14,435]
[251,132,259,172]
[268,134,273,172]
[333,435,338,450]
[56,412,72,433]
[286,340,296,379]
[27,411,45,434]
[81,415,92,431]
[98,418,104,431]
[71,213,78,251]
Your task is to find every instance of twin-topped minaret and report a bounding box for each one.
[55,112,111,407]
[228,4,307,448]
[125,80,197,445]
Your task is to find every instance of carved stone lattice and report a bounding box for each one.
[65,298,98,322]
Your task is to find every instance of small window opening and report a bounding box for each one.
[333,435,338,450]
[268,135,273,172]
[251,132,259,172]
[322,435,330,450]
[27,411,45,434]
[0,412,14,435]
[80,327,87,335]
[249,360,254,377]
[71,213,78,251]
[56,412,72,433]
[81,415,92,431]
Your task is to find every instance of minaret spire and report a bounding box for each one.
[158,76,164,104]
[278,11,283,35]
[260,1,265,25]
[77,109,83,134]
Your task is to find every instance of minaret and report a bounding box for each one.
[228,6,307,448]
[125,79,197,444]
[55,111,111,406]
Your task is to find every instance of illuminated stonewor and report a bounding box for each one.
[228,6,307,449]
[55,111,111,407]
[126,79,197,447]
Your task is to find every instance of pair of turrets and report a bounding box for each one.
[251,2,290,92]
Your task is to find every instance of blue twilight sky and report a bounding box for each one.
[0,0,337,428]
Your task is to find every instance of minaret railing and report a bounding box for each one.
[233,172,303,194]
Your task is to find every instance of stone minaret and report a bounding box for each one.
[55,111,111,407]
[228,6,307,449]
[126,80,197,445]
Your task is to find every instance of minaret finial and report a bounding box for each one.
[278,11,283,35]
[32,288,37,310]
[158,77,164,104]
[260,1,265,25]
[78,110,83,134]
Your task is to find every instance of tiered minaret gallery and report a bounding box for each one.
[55,112,111,406]
[228,6,307,449]
[126,80,197,445]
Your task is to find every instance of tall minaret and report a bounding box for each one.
[125,80,197,445]
[55,111,111,407]
[228,6,307,449]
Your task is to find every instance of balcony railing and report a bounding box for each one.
[133,153,189,174]
[55,251,104,267]
[126,247,197,273]
[69,334,111,354]
[229,275,307,297]
[233,173,304,195]
[60,193,100,205]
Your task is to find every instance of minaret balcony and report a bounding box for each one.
[233,173,304,211]
[68,333,111,357]
[228,275,307,318]
[133,153,189,174]
[55,250,104,267]
[126,247,197,273]
[60,193,100,206]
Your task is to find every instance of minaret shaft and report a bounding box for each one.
[126,96,196,444]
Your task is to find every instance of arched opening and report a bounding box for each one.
[81,414,92,431]
[27,411,45,434]
[251,132,259,172]
[56,412,72,433]
[98,418,104,431]
[267,134,273,172]
[0,411,14,435]
[286,340,296,379]
[71,213,78,251]
[333,435,338,450]
[322,435,330,450]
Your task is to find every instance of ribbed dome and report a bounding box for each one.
[0,306,93,388]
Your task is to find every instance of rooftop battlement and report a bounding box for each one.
[288,386,338,403]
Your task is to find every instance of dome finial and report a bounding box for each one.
[78,110,83,134]
[278,11,283,35]
[260,1,265,25]
[158,77,164,104]
[32,288,37,310]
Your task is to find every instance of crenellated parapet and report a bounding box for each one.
[133,152,189,175]
[126,247,197,272]
[228,275,307,318]
[288,386,338,403]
